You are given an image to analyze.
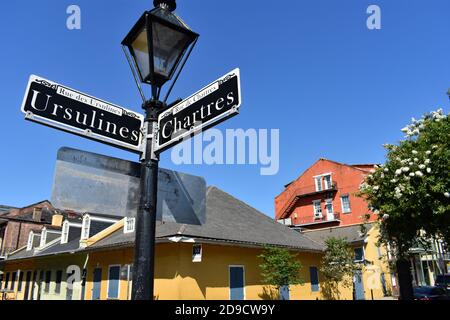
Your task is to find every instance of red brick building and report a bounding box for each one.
[275,159,378,230]
[0,201,55,258]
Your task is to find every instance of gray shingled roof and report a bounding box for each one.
[302,223,374,246]
[91,187,324,252]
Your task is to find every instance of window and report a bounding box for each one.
[310,267,319,292]
[27,231,34,251]
[325,199,334,214]
[10,272,17,290]
[44,271,51,293]
[107,265,121,299]
[39,228,47,247]
[92,268,102,300]
[341,195,351,213]
[61,221,69,244]
[323,175,332,190]
[229,266,245,300]
[354,247,365,262]
[18,271,24,292]
[313,200,322,218]
[81,215,90,240]
[124,217,135,234]
[314,174,333,191]
[314,177,323,192]
[55,270,63,294]
[192,244,202,262]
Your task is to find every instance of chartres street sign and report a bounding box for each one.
[20,75,145,153]
[155,68,241,153]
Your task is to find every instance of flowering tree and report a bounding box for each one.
[359,108,449,298]
[359,108,449,255]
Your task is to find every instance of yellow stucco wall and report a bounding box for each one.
[83,243,324,300]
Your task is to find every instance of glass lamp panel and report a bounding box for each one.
[152,21,191,79]
[131,28,151,81]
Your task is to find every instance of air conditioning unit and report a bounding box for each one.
[314,213,323,219]
[284,218,292,226]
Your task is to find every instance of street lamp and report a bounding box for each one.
[121,0,198,300]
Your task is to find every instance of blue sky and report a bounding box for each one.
[1,0,449,217]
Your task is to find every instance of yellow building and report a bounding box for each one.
[1,187,326,300]
[303,223,397,300]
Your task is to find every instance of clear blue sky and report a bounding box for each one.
[1,0,449,217]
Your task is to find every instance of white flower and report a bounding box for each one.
[401,126,409,133]
[419,164,426,170]
[412,150,418,155]
[395,169,402,176]
[391,179,397,183]
[426,168,431,173]
[444,192,450,198]
[432,145,438,149]
[415,171,423,177]
[409,162,414,166]
[405,177,411,181]
[402,167,410,172]
[413,158,419,162]
[384,168,389,173]
[426,150,431,155]
[382,214,389,220]
[409,172,415,177]
[373,186,379,191]
[424,159,430,165]
[380,173,385,178]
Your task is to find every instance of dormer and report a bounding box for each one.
[79,213,121,248]
[26,231,41,251]
[124,217,135,234]
[38,226,62,249]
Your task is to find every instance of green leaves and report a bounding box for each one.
[359,109,450,257]
[258,246,303,290]
[320,237,357,287]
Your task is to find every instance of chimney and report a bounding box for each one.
[51,214,64,227]
[33,208,42,222]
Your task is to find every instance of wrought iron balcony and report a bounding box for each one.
[279,181,338,219]
[294,212,341,227]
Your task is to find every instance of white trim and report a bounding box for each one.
[81,214,91,240]
[26,231,35,251]
[325,198,334,221]
[228,265,246,300]
[35,236,62,252]
[340,195,351,213]
[313,200,322,218]
[106,264,121,300]
[90,216,121,224]
[192,244,202,262]
[124,217,135,234]
[312,172,332,178]
[61,221,70,244]
[39,228,47,248]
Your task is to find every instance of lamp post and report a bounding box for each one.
[121,0,198,300]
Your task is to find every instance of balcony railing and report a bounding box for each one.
[294,212,341,226]
[279,181,338,218]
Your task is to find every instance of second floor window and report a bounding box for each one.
[61,221,69,244]
[325,199,334,214]
[341,195,351,213]
[313,200,322,218]
[81,215,90,240]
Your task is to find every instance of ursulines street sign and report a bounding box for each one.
[154,68,241,153]
[20,75,145,153]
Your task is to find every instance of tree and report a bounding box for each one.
[359,108,450,299]
[258,246,303,299]
[320,237,357,300]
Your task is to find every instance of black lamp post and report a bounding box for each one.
[121,0,198,300]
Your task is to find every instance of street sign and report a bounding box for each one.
[51,147,206,225]
[155,68,241,153]
[20,75,145,153]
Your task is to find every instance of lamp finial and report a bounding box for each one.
[153,0,176,11]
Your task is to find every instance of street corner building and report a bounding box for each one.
[0,187,326,301]
[275,158,399,300]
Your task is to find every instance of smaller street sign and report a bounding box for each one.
[155,68,241,153]
[20,75,145,153]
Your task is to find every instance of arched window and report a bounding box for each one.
[81,214,90,240]
[61,220,70,244]
[27,231,34,251]
[40,228,47,248]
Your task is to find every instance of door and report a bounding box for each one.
[23,272,32,300]
[354,271,365,300]
[279,285,290,300]
[92,268,102,300]
[229,266,245,300]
